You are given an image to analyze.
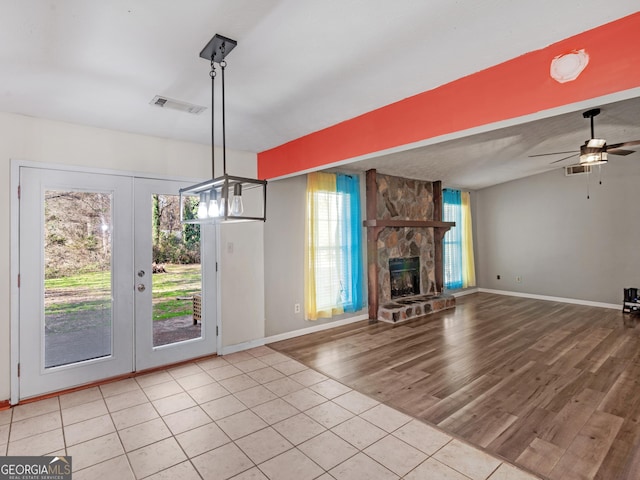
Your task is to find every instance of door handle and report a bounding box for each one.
[137,284,146,292]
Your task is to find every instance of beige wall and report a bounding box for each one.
[218,160,265,349]
[475,159,640,304]
[0,111,264,402]
[264,175,367,336]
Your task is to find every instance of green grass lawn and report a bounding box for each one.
[45,264,201,321]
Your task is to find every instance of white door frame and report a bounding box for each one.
[10,159,222,404]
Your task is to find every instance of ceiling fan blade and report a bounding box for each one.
[607,140,640,150]
[528,150,578,158]
[607,148,635,156]
[550,153,579,164]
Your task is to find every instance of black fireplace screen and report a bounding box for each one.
[389,256,420,298]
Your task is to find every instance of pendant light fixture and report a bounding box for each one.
[180,34,267,224]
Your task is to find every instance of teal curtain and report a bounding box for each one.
[443,188,463,289]
[336,174,363,312]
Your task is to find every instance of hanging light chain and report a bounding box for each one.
[221,58,227,177]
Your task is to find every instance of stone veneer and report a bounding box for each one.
[376,174,437,305]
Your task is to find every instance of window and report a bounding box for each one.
[443,189,476,289]
[305,172,363,320]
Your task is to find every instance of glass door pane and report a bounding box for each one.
[44,191,113,367]
[150,193,202,347]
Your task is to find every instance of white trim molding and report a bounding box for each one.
[221,313,370,355]
[450,288,480,298]
[265,314,369,345]
[220,338,266,356]
[173,287,621,358]
[477,288,620,310]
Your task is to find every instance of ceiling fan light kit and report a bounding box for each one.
[578,109,608,165]
[579,144,607,165]
[180,34,267,224]
[586,138,606,149]
[530,107,640,168]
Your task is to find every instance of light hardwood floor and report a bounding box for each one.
[270,292,640,480]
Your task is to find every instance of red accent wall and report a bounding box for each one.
[258,12,640,180]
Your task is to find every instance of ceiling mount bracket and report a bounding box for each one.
[199,34,237,62]
[582,108,600,119]
[583,108,601,140]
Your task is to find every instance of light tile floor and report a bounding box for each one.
[0,346,541,479]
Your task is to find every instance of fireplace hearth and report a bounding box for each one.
[389,257,420,298]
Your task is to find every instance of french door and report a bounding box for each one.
[133,178,217,370]
[18,167,217,399]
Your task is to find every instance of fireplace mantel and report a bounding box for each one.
[363,219,454,232]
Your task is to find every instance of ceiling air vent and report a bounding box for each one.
[565,164,592,176]
[150,95,206,115]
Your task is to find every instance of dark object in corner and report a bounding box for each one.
[623,287,639,313]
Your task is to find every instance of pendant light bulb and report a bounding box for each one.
[230,183,244,216]
[207,189,219,217]
[197,192,208,219]
[219,186,227,217]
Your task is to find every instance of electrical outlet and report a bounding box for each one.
[516,275,522,283]
[294,303,301,314]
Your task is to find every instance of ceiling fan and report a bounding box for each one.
[529,108,640,165]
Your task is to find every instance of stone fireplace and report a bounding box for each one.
[364,170,456,323]
[377,227,435,306]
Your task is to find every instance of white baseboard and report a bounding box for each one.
[450,288,479,298]
[220,338,266,356]
[264,314,370,345]
[219,313,370,355]
[218,289,617,356]
[477,288,620,310]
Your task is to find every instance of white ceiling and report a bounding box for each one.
[1,1,639,189]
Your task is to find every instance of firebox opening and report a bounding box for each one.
[389,256,420,299]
